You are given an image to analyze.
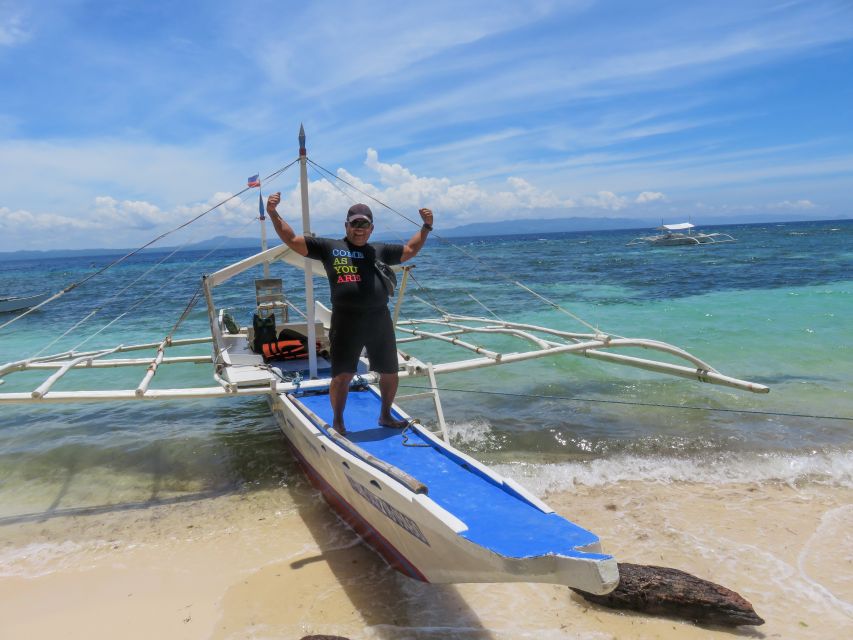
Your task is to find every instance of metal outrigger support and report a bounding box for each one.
[396,362,449,442]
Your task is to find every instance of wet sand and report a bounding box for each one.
[1,479,850,639]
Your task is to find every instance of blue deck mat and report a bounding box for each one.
[297,389,610,560]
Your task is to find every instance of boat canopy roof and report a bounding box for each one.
[657,222,695,231]
[207,242,403,289]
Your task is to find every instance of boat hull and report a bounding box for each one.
[0,292,50,313]
[278,410,430,581]
[650,235,701,246]
[267,390,618,594]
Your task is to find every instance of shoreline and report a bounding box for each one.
[1,479,851,639]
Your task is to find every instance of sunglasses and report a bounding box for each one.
[348,219,372,229]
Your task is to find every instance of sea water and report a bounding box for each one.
[0,219,850,521]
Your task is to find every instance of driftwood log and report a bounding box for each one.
[300,564,762,635]
[572,562,764,627]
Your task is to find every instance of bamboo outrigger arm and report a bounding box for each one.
[394,317,769,394]
[21,356,212,369]
[0,335,220,404]
[0,336,213,379]
[410,347,768,393]
[0,386,275,404]
[31,345,123,399]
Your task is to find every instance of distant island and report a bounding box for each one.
[0,214,848,261]
[432,213,850,238]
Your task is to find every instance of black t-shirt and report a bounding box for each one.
[305,237,404,310]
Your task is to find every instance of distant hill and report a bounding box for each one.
[175,235,261,250]
[425,213,850,238]
[437,216,653,237]
[0,235,262,261]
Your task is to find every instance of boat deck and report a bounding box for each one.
[297,388,609,561]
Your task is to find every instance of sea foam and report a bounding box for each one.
[493,450,853,494]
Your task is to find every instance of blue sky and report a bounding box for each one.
[0,0,851,251]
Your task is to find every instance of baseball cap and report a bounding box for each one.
[346,203,373,224]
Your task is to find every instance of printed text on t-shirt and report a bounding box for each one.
[332,248,363,284]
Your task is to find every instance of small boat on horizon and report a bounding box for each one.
[0,292,51,314]
[627,222,736,247]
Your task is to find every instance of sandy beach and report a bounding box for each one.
[1,474,850,640]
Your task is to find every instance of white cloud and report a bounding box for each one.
[91,196,171,230]
[321,2,853,149]
[0,206,99,231]
[635,191,666,203]
[247,149,597,231]
[342,150,577,222]
[0,189,268,250]
[0,2,850,254]
[364,148,419,187]
[0,13,29,47]
[582,191,629,211]
[770,199,817,210]
[0,144,842,252]
[255,1,554,97]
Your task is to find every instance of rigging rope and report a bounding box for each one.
[398,384,852,422]
[306,162,448,326]
[35,238,196,357]
[0,158,300,334]
[467,292,503,321]
[69,218,261,353]
[33,195,265,357]
[167,284,204,341]
[307,157,606,336]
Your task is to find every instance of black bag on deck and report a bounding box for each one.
[252,313,277,353]
[375,260,397,297]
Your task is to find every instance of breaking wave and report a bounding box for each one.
[494,450,853,494]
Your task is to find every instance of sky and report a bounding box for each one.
[0,0,851,251]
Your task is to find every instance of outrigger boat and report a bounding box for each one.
[0,128,768,596]
[627,222,736,246]
[0,292,51,314]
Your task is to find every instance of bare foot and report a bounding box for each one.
[379,417,409,429]
[332,422,347,435]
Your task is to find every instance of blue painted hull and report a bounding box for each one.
[268,386,618,594]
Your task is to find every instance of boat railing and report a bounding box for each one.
[286,392,429,495]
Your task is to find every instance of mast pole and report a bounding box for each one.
[298,124,318,378]
[259,188,269,278]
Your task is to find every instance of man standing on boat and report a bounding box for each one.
[266,193,433,434]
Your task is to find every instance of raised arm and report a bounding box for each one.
[401,208,434,262]
[266,192,308,256]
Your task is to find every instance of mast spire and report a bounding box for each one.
[298,124,318,378]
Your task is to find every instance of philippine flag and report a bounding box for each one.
[247,174,260,188]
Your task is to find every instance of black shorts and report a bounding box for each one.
[329,306,399,376]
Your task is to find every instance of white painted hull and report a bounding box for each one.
[269,392,618,593]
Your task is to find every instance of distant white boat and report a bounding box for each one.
[0,292,51,314]
[627,222,736,247]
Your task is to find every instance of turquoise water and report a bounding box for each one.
[0,219,851,519]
